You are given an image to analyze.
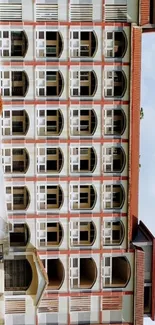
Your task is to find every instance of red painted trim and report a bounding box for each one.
[2,60,130,67]
[0,21,131,27]
[38,248,133,255]
[8,212,127,219]
[4,176,128,182]
[2,138,129,144]
[2,100,129,106]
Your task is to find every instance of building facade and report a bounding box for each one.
[0,0,154,325]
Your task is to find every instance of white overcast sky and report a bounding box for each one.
[140,33,155,324]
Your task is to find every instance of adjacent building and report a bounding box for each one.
[0,0,154,325]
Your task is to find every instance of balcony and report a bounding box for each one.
[104,109,126,136]
[104,70,126,98]
[104,31,127,58]
[70,257,97,289]
[103,220,125,246]
[37,148,64,174]
[36,70,64,97]
[37,185,64,210]
[47,259,64,290]
[2,148,29,174]
[102,256,130,288]
[9,223,30,247]
[6,186,30,211]
[103,184,125,210]
[37,109,63,137]
[70,221,96,247]
[70,184,97,210]
[70,71,97,97]
[70,147,97,173]
[70,109,97,136]
[103,146,126,173]
[1,71,29,97]
[36,31,63,58]
[70,31,97,58]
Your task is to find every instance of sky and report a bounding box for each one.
[140,33,155,324]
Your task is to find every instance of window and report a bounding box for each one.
[6,186,30,211]
[103,109,126,136]
[103,221,124,246]
[0,30,27,57]
[70,147,96,173]
[0,71,28,97]
[37,222,63,247]
[9,223,30,247]
[102,256,130,288]
[42,258,64,290]
[1,109,29,136]
[37,108,63,137]
[70,108,97,136]
[2,148,29,173]
[70,257,97,289]
[70,184,96,210]
[103,184,124,210]
[70,31,97,58]
[104,31,126,58]
[103,146,125,173]
[70,70,97,97]
[37,185,63,210]
[36,31,63,58]
[70,221,96,246]
[36,70,63,97]
[104,70,126,98]
[37,147,63,173]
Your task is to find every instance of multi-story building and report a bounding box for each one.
[0,0,154,325]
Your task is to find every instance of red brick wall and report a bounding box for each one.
[135,249,145,325]
[128,27,142,241]
[140,0,150,26]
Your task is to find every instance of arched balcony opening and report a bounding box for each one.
[70,31,97,58]
[12,71,29,97]
[47,222,63,247]
[80,258,97,289]
[12,110,29,136]
[4,259,32,291]
[38,148,63,173]
[6,186,30,211]
[103,256,130,288]
[104,70,126,98]
[70,71,97,97]
[103,220,125,246]
[12,148,29,173]
[47,185,63,210]
[9,223,30,247]
[46,31,63,57]
[70,221,96,246]
[11,31,28,57]
[37,71,64,97]
[70,185,97,210]
[47,259,64,290]
[104,109,126,136]
[103,146,126,173]
[70,147,97,173]
[36,31,63,58]
[70,109,97,136]
[105,31,127,58]
[103,184,125,210]
[37,109,64,137]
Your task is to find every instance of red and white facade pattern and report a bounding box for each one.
[0,0,144,325]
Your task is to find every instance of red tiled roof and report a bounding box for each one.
[135,248,145,325]
[128,27,142,242]
[140,0,150,26]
